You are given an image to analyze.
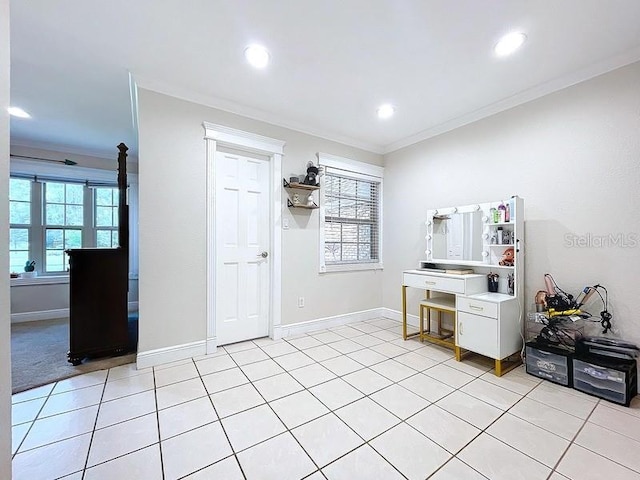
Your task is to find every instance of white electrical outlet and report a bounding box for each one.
[282,218,289,230]
[298,297,305,308]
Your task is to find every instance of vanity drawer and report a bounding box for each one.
[404,273,464,294]
[457,297,498,319]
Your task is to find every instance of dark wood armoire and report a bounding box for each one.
[67,143,130,365]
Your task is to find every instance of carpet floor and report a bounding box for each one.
[11,317,137,394]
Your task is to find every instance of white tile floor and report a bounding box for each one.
[10,318,640,480]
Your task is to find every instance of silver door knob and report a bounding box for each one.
[258,251,269,258]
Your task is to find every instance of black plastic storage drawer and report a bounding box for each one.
[573,355,637,406]
[525,341,573,386]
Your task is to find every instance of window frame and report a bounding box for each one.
[318,152,384,273]
[9,177,33,273]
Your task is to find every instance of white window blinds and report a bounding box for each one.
[318,153,383,272]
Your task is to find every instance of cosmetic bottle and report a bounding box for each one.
[498,202,506,223]
[497,227,503,245]
[491,207,498,223]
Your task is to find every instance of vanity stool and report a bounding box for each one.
[419,293,461,361]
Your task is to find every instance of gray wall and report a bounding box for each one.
[137,89,384,353]
[1,0,12,475]
[383,62,640,346]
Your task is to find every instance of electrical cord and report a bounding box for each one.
[591,284,612,334]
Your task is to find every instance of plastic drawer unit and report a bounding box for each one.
[573,356,637,406]
[525,341,572,386]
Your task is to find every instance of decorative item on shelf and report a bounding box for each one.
[503,230,513,245]
[498,247,515,266]
[21,260,37,278]
[10,272,19,279]
[292,193,301,205]
[303,161,319,186]
[507,273,515,295]
[289,176,300,184]
[307,193,315,207]
[488,272,499,292]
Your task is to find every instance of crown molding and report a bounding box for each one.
[133,75,384,155]
[383,46,640,154]
[10,138,139,163]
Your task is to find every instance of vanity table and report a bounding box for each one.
[402,197,525,376]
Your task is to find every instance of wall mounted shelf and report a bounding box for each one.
[283,178,319,210]
[283,179,319,191]
[286,199,318,209]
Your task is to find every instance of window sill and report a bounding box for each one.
[10,275,69,286]
[320,263,384,273]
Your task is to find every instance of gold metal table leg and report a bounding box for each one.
[402,285,408,340]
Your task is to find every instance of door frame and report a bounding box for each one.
[203,122,285,353]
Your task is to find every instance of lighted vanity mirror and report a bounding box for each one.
[429,209,484,262]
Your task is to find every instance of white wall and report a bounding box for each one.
[137,89,383,353]
[0,0,12,475]
[383,62,640,347]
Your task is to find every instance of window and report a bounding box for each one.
[318,153,384,272]
[95,187,119,248]
[9,157,138,279]
[44,182,84,272]
[9,178,32,273]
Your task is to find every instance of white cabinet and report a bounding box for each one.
[457,311,498,358]
[456,293,521,362]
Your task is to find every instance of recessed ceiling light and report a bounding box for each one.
[494,32,527,57]
[244,44,270,69]
[8,106,31,118]
[377,104,395,119]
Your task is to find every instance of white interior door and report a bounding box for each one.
[215,151,270,345]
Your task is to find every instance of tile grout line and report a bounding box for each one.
[193,354,249,480]
[80,370,110,478]
[11,381,59,459]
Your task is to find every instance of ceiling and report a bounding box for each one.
[9,0,640,158]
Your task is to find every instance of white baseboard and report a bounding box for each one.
[278,308,385,338]
[11,308,70,324]
[137,340,207,369]
[380,307,419,328]
[12,302,139,323]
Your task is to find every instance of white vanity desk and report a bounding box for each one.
[402,269,522,376]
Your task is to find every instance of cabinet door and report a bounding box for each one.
[456,311,498,359]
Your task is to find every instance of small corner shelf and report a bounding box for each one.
[283,178,320,191]
[486,222,514,227]
[287,198,318,209]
